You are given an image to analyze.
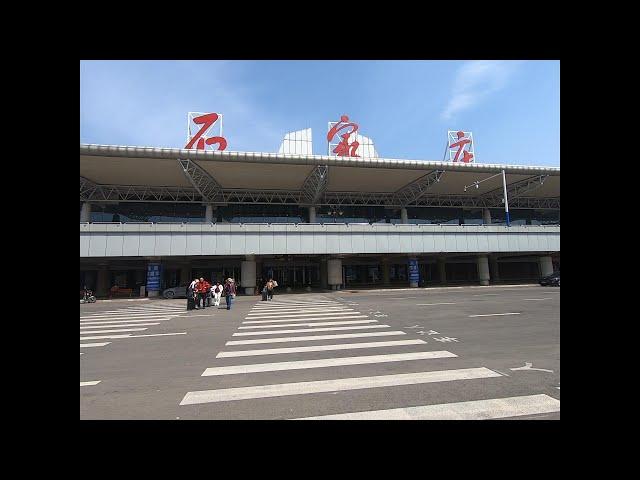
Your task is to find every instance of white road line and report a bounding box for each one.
[523,298,553,301]
[469,313,521,318]
[217,339,427,358]
[249,306,344,312]
[202,351,458,376]
[416,303,457,306]
[81,323,160,329]
[80,318,173,325]
[226,331,406,346]
[473,294,500,296]
[77,327,148,334]
[295,394,560,420]
[80,334,132,340]
[244,315,369,324]
[180,367,501,405]
[80,313,179,320]
[251,303,341,308]
[248,307,352,315]
[239,320,377,329]
[232,324,391,336]
[80,381,101,387]
[80,342,111,348]
[127,332,187,338]
[80,353,84,355]
[246,311,362,320]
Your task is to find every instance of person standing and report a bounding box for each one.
[197,277,208,309]
[212,281,223,307]
[186,281,195,311]
[266,279,274,301]
[224,278,237,310]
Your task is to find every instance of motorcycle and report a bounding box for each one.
[80,289,96,304]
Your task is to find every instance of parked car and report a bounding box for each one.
[162,284,188,299]
[539,271,560,287]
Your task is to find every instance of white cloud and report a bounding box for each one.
[441,60,521,121]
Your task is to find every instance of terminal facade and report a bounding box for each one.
[80,141,560,298]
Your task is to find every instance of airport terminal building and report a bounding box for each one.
[80,140,560,298]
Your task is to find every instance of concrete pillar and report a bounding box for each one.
[477,254,490,286]
[309,206,317,223]
[438,257,447,285]
[483,208,492,225]
[80,202,92,222]
[96,265,109,298]
[539,256,554,277]
[180,266,191,286]
[489,256,500,283]
[328,259,342,289]
[205,204,214,223]
[381,258,390,285]
[400,208,408,224]
[320,258,328,289]
[241,256,257,295]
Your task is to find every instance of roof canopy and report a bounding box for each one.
[80,144,559,209]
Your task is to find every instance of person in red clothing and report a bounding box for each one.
[196,277,209,309]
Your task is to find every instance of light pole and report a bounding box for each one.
[502,169,510,227]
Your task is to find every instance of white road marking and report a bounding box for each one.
[80,381,101,386]
[202,351,458,376]
[217,339,427,358]
[473,293,500,296]
[180,367,501,405]
[295,394,560,420]
[243,315,369,324]
[510,362,554,373]
[232,324,391,336]
[80,334,132,340]
[80,323,160,329]
[469,313,521,318]
[80,313,178,320]
[80,353,84,355]
[80,342,111,348]
[127,332,187,338]
[77,327,148,334]
[246,311,360,319]
[238,320,377,329]
[523,298,552,301]
[248,307,353,315]
[416,303,457,306]
[226,330,406,345]
[80,318,171,327]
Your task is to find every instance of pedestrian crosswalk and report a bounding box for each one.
[179,295,560,419]
[80,301,189,387]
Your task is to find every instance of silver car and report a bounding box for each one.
[162,284,188,299]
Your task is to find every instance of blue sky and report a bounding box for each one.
[80,60,559,166]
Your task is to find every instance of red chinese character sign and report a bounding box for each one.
[185,112,227,151]
[327,115,360,157]
[447,130,475,163]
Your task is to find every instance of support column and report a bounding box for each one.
[320,258,328,289]
[327,258,342,290]
[80,202,92,223]
[309,206,317,223]
[205,204,214,223]
[400,208,408,224]
[438,257,447,285]
[483,208,492,225]
[477,254,490,286]
[241,255,257,295]
[539,255,554,277]
[180,265,191,286]
[489,256,500,283]
[381,258,390,285]
[96,264,109,298]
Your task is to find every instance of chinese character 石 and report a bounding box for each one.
[327,115,360,157]
[185,113,228,151]
[449,131,474,163]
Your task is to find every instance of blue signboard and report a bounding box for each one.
[408,259,420,283]
[146,263,163,291]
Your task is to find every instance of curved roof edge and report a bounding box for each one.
[80,144,560,176]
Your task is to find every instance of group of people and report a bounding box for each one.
[261,278,278,301]
[186,277,237,311]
